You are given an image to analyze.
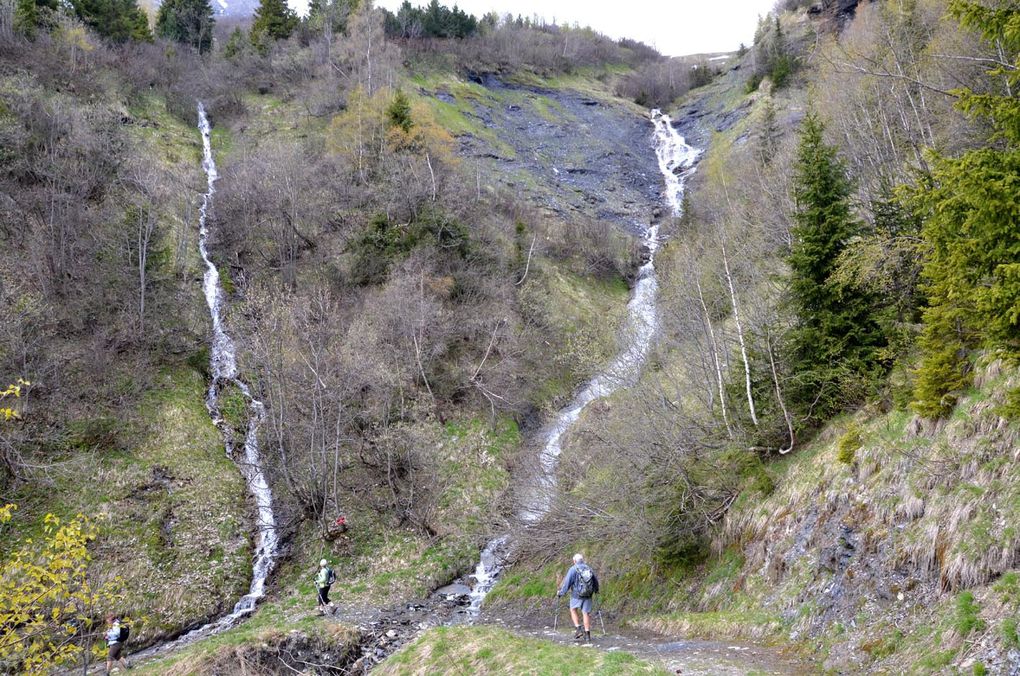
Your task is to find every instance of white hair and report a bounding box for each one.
[320,559,328,567]
[573,553,584,564]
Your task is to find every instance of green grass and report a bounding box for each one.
[136,604,359,675]
[953,591,986,636]
[7,366,250,642]
[376,625,669,675]
[127,94,203,168]
[485,561,560,606]
[530,93,568,123]
[525,266,631,407]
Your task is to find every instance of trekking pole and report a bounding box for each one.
[552,596,559,631]
[596,597,606,636]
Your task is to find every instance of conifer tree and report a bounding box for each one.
[13,0,40,38]
[911,1,1020,417]
[223,25,246,58]
[250,0,297,49]
[787,112,882,418]
[156,0,214,53]
[386,89,413,133]
[69,0,151,42]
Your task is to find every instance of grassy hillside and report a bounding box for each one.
[657,358,1020,673]
[0,82,253,644]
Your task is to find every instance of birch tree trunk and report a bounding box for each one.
[721,241,758,426]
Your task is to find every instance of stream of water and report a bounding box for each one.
[144,105,282,652]
[196,101,280,622]
[464,109,700,614]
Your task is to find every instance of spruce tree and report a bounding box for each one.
[250,0,297,49]
[223,26,246,58]
[70,0,151,42]
[787,112,882,419]
[911,1,1020,417]
[386,89,413,133]
[13,0,39,38]
[156,0,214,53]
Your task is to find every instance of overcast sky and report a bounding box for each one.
[370,0,779,56]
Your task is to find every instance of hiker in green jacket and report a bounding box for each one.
[316,559,336,612]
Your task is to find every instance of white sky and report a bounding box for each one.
[370,0,779,56]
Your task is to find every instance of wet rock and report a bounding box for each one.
[434,583,472,598]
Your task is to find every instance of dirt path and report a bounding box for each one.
[502,623,810,675]
[326,596,812,675]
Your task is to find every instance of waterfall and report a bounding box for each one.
[159,104,281,645]
[197,101,279,620]
[463,110,700,615]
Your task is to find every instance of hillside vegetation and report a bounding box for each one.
[0,0,690,671]
[488,0,1020,673]
[1,0,1019,673]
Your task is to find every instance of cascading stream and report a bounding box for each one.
[153,104,281,648]
[196,101,279,622]
[464,109,700,614]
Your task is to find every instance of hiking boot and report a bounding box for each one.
[584,631,591,643]
[573,626,583,640]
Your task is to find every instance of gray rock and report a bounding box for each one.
[434,583,472,598]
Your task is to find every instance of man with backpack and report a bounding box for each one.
[315,558,337,613]
[556,553,599,643]
[103,613,131,673]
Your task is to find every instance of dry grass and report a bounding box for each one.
[663,360,1020,670]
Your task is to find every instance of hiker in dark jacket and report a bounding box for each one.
[557,553,599,642]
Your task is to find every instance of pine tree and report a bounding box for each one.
[156,0,214,53]
[756,97,779,166]
[787,112,883,419]
[386,89,413,133]
[69,0,151,42]
[223,25,245,58]
[307,0,354,36]
[911,1,1020,417]
[250,0,297,49]
[13,0,39,38]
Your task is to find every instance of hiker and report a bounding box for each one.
[104,614,131,673]
[556,553,599,642]
[315,558,337,612]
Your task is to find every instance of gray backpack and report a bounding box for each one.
[575,564,595,598]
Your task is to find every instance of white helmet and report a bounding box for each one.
[320,559,328,567]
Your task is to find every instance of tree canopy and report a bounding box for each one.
[156,0,215,53]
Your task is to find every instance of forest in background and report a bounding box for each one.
[1,0,1019,672]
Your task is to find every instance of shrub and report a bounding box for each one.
[348,210,470,286]
[836,423,862,465]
